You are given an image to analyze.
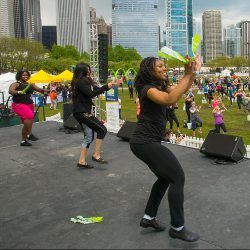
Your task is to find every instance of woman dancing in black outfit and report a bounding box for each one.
[71,63,113,168]
[129,55,201,242]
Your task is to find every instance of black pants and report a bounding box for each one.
[130,142,185,227]
[74,112,107,140]
[63,96,67,103]
[168,113,180,129]
[186,109,191,122]
[215,123,227,133]
[128,87,134,99]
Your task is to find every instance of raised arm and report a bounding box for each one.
[147,55,202,105]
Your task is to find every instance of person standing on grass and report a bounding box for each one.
[130,55,201,242]
[185,92,194,122]
[234,89,246,113]
[9,70,50,146]
[211,95,221,110]
[166,105,180,133]
[207,86,214,108]
[213,104,227,134]
[189,101,202,137]
[49,90,57,110]
[127,79,134,99]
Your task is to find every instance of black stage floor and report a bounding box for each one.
[0,121,250,249]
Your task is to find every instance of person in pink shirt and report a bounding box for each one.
[211,95,221,110]
[212,104,227,133]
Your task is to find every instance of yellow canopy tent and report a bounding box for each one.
[52,70,73,82]
[28,70,53,83]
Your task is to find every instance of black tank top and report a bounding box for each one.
[130,83,167,144]
[12,82,34,104]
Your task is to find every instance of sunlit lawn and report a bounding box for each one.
[39,88,250,145]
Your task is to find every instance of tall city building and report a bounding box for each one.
[13,0,42,42]
[166,0,193,56]
[0,0,15,37]
[56,0,90,54]
[240,21,250,59]
[42,26,57,50]
[90,7,97,21]
[107,24,112,46]
[224,25,241,58]
[112,0,159,58]
[13,0,25,38]
[202,10,222,63]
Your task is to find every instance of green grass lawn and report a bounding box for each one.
[39,88,250,145]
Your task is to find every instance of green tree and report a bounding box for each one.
[0,37,47,72]
[49,45,80,60]
[108,45,142,62]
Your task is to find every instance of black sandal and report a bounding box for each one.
[92,156,108,164]
[77,163,94,169]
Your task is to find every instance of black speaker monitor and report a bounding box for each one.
[63,102,73,122]
[63,114,82,131]
[200,132,246,162]
[117,121,137,141]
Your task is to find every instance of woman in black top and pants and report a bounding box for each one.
[71,63,112,168]
[130,56,201,242]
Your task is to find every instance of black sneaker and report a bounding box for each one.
[140,218,166,232]
[20,140,32,146]
[28,134,38,141]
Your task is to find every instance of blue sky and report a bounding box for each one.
[41,0,249,28]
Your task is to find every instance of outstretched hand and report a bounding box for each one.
[184,54,202,75]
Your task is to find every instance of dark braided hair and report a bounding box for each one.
[134,57,164,98]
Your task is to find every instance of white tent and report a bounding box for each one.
[0,72,16,102]
[220,69,231,77]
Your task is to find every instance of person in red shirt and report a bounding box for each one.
[49,90,57,110]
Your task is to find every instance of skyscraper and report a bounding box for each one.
[239,21,250,59]
[0,0,15,37]
[56,0,90,54]
[224,25,241,58]
[166,0,193,56]
[13,0,42,42]
[13,0,24,38]
[112,0,159,58]
[23,0,42,41]
[202,10,222,63]
[42,26,57,50]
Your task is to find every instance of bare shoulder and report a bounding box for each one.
[9,81,19,88]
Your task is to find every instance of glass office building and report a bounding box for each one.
[224,25,241,58]
[112,0,159,58]
[56,0,90,54]
[166,0,193,56]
